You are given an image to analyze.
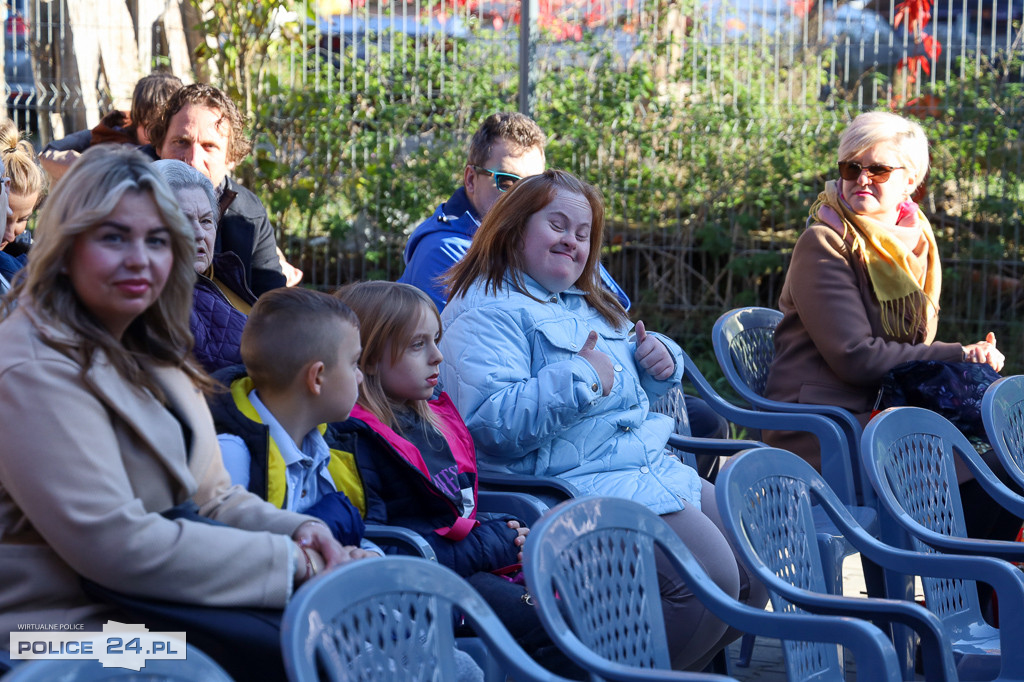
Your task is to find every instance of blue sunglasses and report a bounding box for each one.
[472,166,522,193]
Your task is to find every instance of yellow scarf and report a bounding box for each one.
[809,181,940,338]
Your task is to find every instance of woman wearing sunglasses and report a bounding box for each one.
[763,111,1003,471]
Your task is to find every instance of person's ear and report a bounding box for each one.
[306,361,326,396]
[463,164,477,196]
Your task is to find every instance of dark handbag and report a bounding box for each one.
[878,360,1001,440]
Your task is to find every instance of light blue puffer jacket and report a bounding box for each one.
[439,275,702,514]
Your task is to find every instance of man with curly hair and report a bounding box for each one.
[149,83,286,296]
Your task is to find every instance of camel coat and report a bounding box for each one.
[0,305,312,642]
[763,222,963,469]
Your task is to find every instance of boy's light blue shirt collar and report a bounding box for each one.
[247,389,331,469]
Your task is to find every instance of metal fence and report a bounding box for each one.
[4,0,1024,364]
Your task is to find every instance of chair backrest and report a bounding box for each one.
[525,496,904,682]
[709,450,848,678]
[0,644,233,681]
[716,447,963,682]
[982,375,1024,490]
[711,306,782,404]
[712,307,871,506]
[650,384,698,469]
[528,497,672,672]
[860,407,984,628]
[280,556,568,682]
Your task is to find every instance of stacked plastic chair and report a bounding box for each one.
[712,306,870,504]
[861,406,1024,680]
[982,374,1024,488]
[525,496,907,682]
[281,556,582,682]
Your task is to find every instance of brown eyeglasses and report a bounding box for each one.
[838,161,904,184]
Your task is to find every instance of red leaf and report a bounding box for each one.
[788,0,814,17]
[921,32,942,60]
[896,55,930,83]
[894,0,933,34]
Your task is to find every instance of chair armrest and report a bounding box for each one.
[478,491,548,525]
[478,471,578,509]
[864,498,1024,561]
[951,443,1024,519]
[680,352,859,502]
[667,433,765,456]
[747,395,862,439]
[364,524,437,560]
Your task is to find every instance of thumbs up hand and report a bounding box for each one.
[634,320,675,381]
[578,330,614,396]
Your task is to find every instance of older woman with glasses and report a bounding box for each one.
[762,113,1022,564]
[765,111,1003,467]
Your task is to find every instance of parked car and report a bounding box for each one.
[314,12,470,62]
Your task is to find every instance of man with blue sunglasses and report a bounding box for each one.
[399,112,630,312]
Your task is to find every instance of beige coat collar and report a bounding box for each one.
[21,304,201,499]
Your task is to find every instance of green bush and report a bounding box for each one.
[224,6,1024,375]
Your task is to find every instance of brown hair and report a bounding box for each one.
[147,83,251,165]
[445,169,628,329]
[242,287,359,392]
[334,281,443,432]
[130,72,184,134]
[467,112,546,168]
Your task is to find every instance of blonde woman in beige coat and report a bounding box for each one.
[0,146,370,677]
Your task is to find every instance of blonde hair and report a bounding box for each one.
[838,112,930,188]
[445,169,629,329]
[334,281,443,433]
[0,119,46,199]
[4,144,205,397]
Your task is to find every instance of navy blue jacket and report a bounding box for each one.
[0,251,27,292]
[330,416,522,577]
[190,253,255,375]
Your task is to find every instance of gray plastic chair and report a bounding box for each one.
[711,306,871,505]
[525,496,905,682]
[982,374,1024,490]
[717,446,1024,681]
[0,643,233,681]
[862,406,1024,680]
[684,324,882,665]
[280,556,574,682]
